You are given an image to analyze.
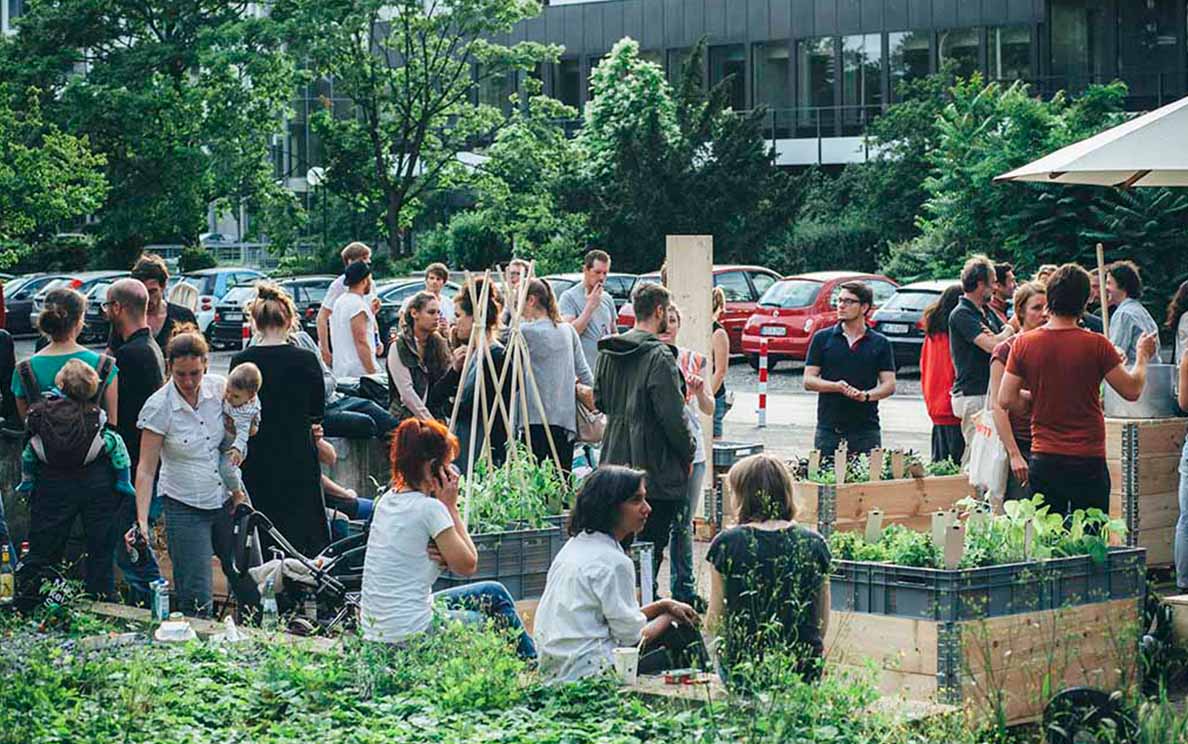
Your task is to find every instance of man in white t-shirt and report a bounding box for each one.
[317,241,377,366]
[329,261,380,379]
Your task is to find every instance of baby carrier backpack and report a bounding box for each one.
[18,356,114,469]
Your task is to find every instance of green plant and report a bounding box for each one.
[461,448,570,533]
[178,246,217,273]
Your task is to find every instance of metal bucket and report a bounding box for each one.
[1103,363,1181,419]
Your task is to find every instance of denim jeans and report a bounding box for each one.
[17,460,118,603]
[162,496,239,617]
[713,395,728,438]
[668,461,707,603]
[433,580,537,659]
[1176,441,1188,589]
[112,494,162,608]
[324,395,400,439]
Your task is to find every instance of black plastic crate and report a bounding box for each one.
[830,547,1146,622]
[712,441,764,470]
[433,521,566,600]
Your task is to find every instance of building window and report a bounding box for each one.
[938,28,981,80]
[667,48,692,86]
[639,50,663,68]
[797,37,837,135]
[842,33,882,133]
[753,41,791,136]
[555,59,580,109]
[889,31,932,99]
[1049,0,1103,91]
[709,44,746,111]
[477,66,516,113]
[989,26,1031,82]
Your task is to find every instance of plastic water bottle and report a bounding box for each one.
[150,579,170,621]
[261,575,278,629]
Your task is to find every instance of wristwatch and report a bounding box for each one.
[863,391,870,403]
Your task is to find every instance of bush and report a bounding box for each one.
[11,233,95,272]
[178,246,217,273]
[762,218,882,277]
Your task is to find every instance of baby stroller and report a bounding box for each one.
[230,504,368,634]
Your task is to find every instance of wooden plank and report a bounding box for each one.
[1105,418,1187,457]
[1138,525,1175,566]
[825,610,939,675]
[516,599,539,636]
[798,476,973,534]
[629,673,729,704]
[792,481,823,524]
[830,663,939,700]
[1107,455,1180,498]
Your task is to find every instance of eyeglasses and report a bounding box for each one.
[835,297,862,307]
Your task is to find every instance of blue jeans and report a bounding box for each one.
[112,494,162,608]
[1177,441,1188,589]
[713,395,728,438]
[161,496,238,617]
[668,461,707,602]
[433,580,537,659]
[324,395,400,438]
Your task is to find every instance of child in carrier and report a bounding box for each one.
[17,358,133,497]
[222,363,262,505]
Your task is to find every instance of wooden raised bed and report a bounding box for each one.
[825,548,1146,725]
[793,475,973,537]
[1105,417,1186,567]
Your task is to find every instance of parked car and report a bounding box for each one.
[871,280,959,369]
[617,266,781,354]
[740,272,899,369]
[178,268,268,333]
[375,279,460,343]
[30,271,128,337]
[4,274,69,335]
[543,272,638,312]
[277,275,337,338]
[80,274,133,345]
[209,285,266,350]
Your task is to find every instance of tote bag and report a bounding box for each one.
[968,405,1009,499]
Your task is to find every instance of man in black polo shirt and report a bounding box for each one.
[804,281,897,455]
[948,255,1014,465]
[105,278,166,606]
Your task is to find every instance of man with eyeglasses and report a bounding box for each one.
[804,281,897,455]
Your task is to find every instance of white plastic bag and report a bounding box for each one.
[967,408,1008,500]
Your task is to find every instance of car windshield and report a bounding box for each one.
[4,277,29,295]
[37,278,75,296]
[759,280,821,309]
[636,274,661,288]
[220,286,258,304]
[302,284,330,303]
[86,282,114,301]
[180,274,218,295]
[881,290,942,312]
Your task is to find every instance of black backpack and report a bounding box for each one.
[19,355,115,470]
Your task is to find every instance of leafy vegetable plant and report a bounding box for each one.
[460,446,571,533]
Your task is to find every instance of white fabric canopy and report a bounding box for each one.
[995,95,1188,188]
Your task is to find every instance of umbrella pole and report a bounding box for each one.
[1096,242,1110,339]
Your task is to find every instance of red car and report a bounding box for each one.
[616,265,781,354]
[740,272,899,369]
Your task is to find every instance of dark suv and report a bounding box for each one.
[870,280,958,369]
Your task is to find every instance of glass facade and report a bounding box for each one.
[797,37,836,134]
[1116,0,1185,107]
[666,48,692,86]
[555,59,580,109]
[708,44,746,111]
[989,26,1031,82]
[938,28,981,80]
[752,41,791,136]
[1049,0,1104,91]
[888,31,932,99]
[842,33,882,133]
[477,66,516,112]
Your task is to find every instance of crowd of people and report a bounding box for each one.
[7,238,1188,688]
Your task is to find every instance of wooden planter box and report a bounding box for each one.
[1105,417,1186,567]
[793,475,973,537]
[826,548,1146,725]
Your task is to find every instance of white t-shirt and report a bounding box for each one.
[329,292,378,378]
[323,275,377,317]
[360,490,455,642]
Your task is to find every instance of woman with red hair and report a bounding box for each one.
[360,418,535,658]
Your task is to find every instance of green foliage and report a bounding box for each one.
[10,233,95,273]
[461,448,570,533]
[178,247,218,274]
[0,84,107,266]
[828,495,1127,570]
[565,38,799,272]
[761,216,882,276]
[276,0,560,257]
[0,1,299,257]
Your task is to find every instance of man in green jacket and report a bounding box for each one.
[596,282,695,589]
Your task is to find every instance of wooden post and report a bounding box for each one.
[1096,242,1110,339]
[869,448,884,482]
[890,450,906,480]
[864,508,884,543]
[807,450,821,480]
[834,442,848,485]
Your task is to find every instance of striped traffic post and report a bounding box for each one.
[757,339,768,428]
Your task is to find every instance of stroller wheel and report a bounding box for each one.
[287,617,318,637]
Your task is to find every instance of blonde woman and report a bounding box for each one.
[706,454,830,690]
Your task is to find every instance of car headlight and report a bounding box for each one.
[803,318,815,333]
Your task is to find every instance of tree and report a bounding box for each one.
[563,38,798,272]
[1,2,297,262]
[0,83,107,266]
[277,0,560,257]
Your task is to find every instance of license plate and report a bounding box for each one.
[759,326,787,337]
[880,323,910,335]
[223,312,242,322]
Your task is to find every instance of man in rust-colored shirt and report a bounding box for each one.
[1000,264,1156,517]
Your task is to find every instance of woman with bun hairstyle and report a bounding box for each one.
[231,282,328,558]
[13,287,121,603]
[360,418,535,658]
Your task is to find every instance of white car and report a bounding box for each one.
[178,268,267,333]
